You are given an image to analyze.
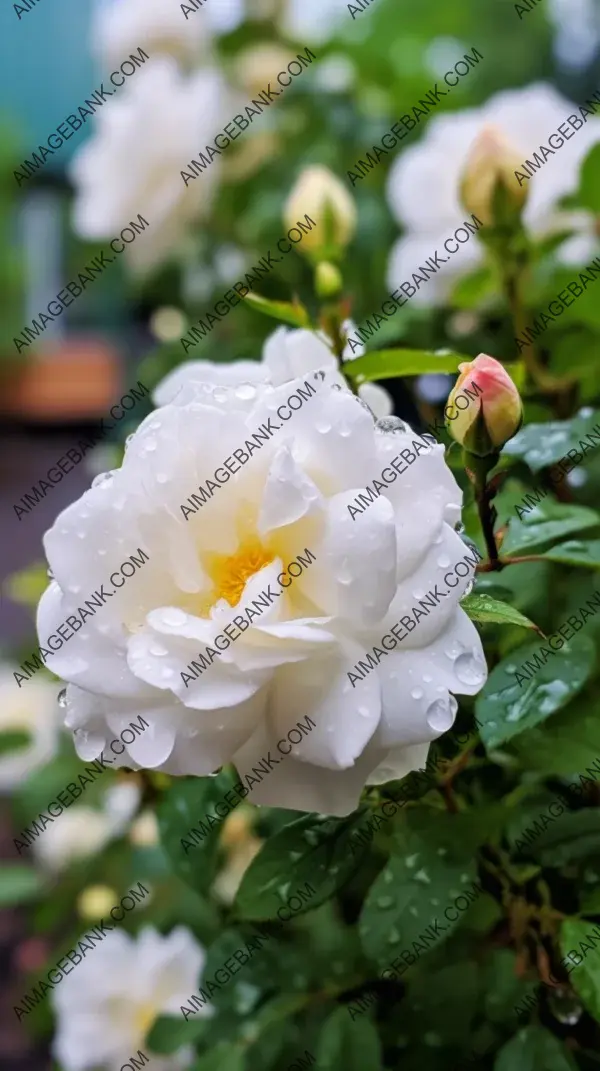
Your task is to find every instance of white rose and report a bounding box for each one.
[154,325,392,418]
[52,926,210,1071]
[0,665,60,793]
[69,59,229,273]
[93,0,208,67]
[281,0,346,44]
[386,83,600,305]
[38,367,486,817]
[32,781,141,873]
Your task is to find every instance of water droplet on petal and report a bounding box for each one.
[150,642,168,657]
[47,567,54,580]
[411,687,424,700]
[426,695,457,733]
[57,688,68,709]
[236,383,257,401]
[454,652,486,687]
[376,416,408,435]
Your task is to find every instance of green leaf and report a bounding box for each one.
[502,411,600,472]
[316,1007,382,1071]
[234,810,370,921]
[190,1042,245,1071]
[511,696,600,777]
[540,538,600,569]
[502,500,600,556]
[359,812,479,970]
[343,348,467,383]
[494,1025,577,1070]
[578,143,600,213]
[0,865,44,907]
[526,809,600,866]
[560,918,600,1023]
[157,768,237,896]
[242,292,310,328]
[581,889,600,916]
[0,729,32,755]
[460,594,541,633]
[475,634,595,749]
[147,1015,210,1054]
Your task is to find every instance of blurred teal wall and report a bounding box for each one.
[0,0,97,172]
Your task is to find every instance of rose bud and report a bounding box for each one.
[445,353,523,457]
[284,165,357,259]
[460,124,528,227]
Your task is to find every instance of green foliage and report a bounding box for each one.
[234,811,370,920]
[560,920,600,1024]
[343,348,467,382]
[461,593,541,631]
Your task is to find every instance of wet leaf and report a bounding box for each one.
[502,500,600,556]
[234,810,370,920]
[541,539,600,569]
[502,411,600,472]
[494,1025,577,1070]
[317,1008,382,1071]
[560,918,600,1024]
[359,812,480,970]
[475,634,595,749]
[461,594,541,633]
[343,348,467,382]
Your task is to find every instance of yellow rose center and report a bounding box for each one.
[133,1004,157,1039]
[204,537,275,609]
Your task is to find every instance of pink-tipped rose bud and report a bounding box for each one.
[460,124,528,227]
[446,353,523,457]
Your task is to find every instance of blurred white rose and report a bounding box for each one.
[281,0,345,44]
[153,326,392,417]
[0,665,60,793]
[52,927,210,1071]
[93,0,246,67]
[32,781,141,873]
[93,0,209,67]
[386,83,600,305]
[69,59,230,273]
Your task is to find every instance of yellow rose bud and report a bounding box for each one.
[460,124,528,227]
[284,165,356,258]
[446,353,523,456]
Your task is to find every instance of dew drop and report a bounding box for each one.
[548,986,583,1025]
[437,556,450,569]
[92,471,115,489]
[213,387,228,403]
[426,695,457,733]
[410,687,424,700]
[376,895,394,909]
[57,688,68,709]
[376,416,408,435]
[454,652,487,687]
[47,567,54,580]
[150,642,168,657]
[236,383,257,401]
